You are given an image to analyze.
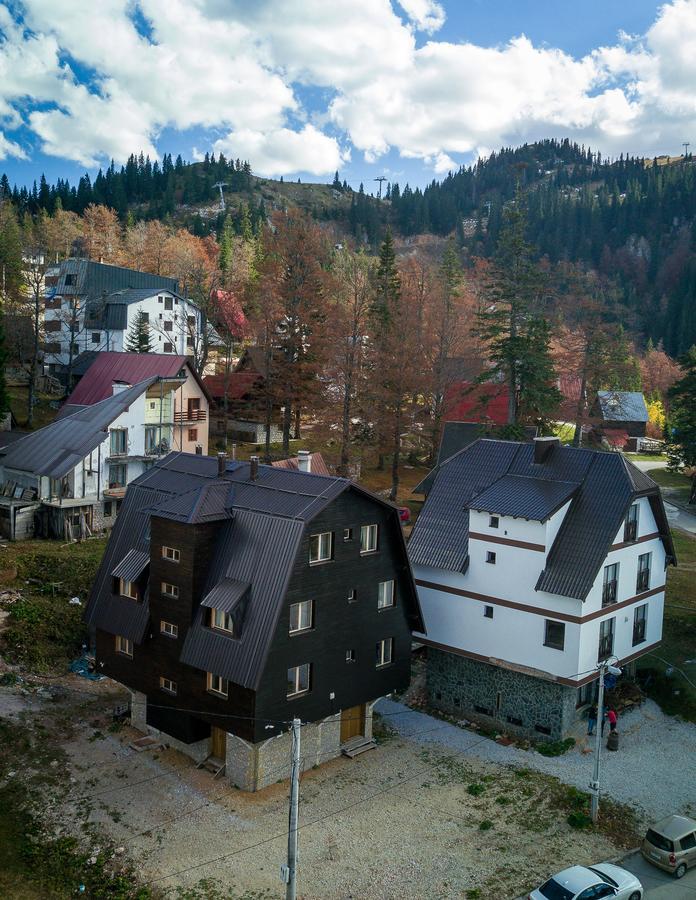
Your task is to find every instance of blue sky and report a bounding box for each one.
[1,0,694,194]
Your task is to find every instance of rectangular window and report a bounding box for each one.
[624,503,639,542]
[141,311,149,322]
[187,336,194,348]
[144,426,158,451]
[287,663,310,697]
[163,342,174,353]
[377,580,395,610]
[345,649,355,663]
[360,524,378,553]
[162,546,180,562]
[210,608,234,634]
[119,578,138,600]
[309,531,333,564]
[207,672,229,697]
[343,527,353,541]
[160,621,178,638]
[64,274,75,286]
[164,320,173,331]
[115,635,133,657]
[483,605,494,619]
[164,297,173,310]
[103,501,113,517]
[108,463,127,488]
[289,600,313,634]
[110,429,127,456]
[91,332,101,344]
[489,515,499,529]
[544,619,565,651]
[187,428,198,442]
[637,553,651,593]
[161,581,179,599]
[347,589,356,603]
[602,563,619,606]
[486,551,496,564]
[376,637,394,668]
[160,676,177,695]
[633,604,648,646]
[598,617,615,661]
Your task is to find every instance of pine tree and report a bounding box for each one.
[125,308,154,353]
[667,346,696,503]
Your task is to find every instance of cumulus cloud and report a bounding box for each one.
[1,0,695,176]
[0,131,27,161]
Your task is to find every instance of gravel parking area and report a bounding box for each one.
[376,697,696,822]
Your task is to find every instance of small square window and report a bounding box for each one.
[160,621,178,638]
[343,527,353,541]
[162,546,180,562]
[91,332,101,344]
[345,649,355,663]
[163,343,174,353]
[164,320,173,331]
[188,428,198,442]
[115,635,133,657]
[347,589,357,603]
[161,581,179,599]
[207,672,228,697]
[544,619,565,651]
[160,677,177,695]
[486,551,496,564]
[489,515,499,528]
[483,605,494,619]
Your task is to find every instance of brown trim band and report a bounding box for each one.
[414,579,665,625]
[419,637,663,688]
[610,531,660,551]
[469,531,545,552]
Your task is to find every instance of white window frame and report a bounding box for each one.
[119,578,138,600]
[161,581,179,599]
[207,672,229,697]
[160,620,178,638]
[162,546,180,563]
[376,637,393,668]
[115,635,133,657]
[377,580,395,610]
[287,663,311,697]
[211,608,234,634]
[343,527,353,542]
[309,531,333,564]
[345,649,356,663]
[159,676,177,695]
[360,524,378,554]
[289,600,313,634]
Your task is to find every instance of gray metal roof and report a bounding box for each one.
[0,379,156,478]
[111,549,150,582]
[147,481,234,524]
[469,474,578,522]
[596,391,649,423]
[55,258,178,302]
[410,438,675,600]
[200,578,250,612]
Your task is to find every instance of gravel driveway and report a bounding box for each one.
[376,697,696,822]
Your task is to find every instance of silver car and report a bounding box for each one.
[528,863,642,900]
[641,814,696,878]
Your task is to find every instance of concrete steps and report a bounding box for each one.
[341,737,377,758]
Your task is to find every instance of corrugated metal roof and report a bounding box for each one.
[111,549,150,581]
[0,379,156,478]
[148,481,234,524]
[409,437,674,601]
[469,474,578,522]
[89,592,151,644]
[272,452,331,476]
[596,391,649,423]
[200,578,250,612]
[66,352,190,406]
[55,259,178,302]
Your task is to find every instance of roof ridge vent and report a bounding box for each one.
[533,436,560,464]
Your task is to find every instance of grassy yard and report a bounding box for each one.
[636,528,696,722]
[0,537,107,672]
[647,466,693,506]
[7,384,61,430]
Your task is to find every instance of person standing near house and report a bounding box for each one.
[607,708,618,732]
[587,704,598,736]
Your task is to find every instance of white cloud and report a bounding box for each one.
[1,0,696,176]
[0,131,27,161]
[397,0,446,33]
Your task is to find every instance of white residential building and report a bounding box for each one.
[409,436,675,740]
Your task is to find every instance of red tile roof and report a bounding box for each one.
[203,372,261,401]
[444,381,510,425]
[66,352,191,406]
[272,452,331,476]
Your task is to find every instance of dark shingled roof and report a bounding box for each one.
[86,452,424,690]
[0,379,157,478]
[469,474,578,522]
[409,438,675,601]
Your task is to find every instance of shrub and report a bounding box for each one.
[536,737,576,757]
[478,820,494,831]
[567,811,592,829]
[467,783,485,796]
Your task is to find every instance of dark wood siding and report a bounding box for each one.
[253,489,415,742]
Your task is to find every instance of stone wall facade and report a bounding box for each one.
[426,649,579,741]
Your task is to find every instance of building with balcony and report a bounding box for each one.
[0,375,202,540]
[408,437,675,740]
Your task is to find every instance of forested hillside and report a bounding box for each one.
[2,138,695,353]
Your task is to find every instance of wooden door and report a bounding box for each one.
[211,726,227,759]
[340,705,365,743]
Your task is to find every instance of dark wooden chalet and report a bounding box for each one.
[86,452,423,787]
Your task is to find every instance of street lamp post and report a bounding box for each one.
[590,658,621,823]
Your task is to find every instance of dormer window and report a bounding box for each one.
[210,608,234,634]
[119,578,138,600]
[624,504,639,542]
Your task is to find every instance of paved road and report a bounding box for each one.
[629,458,696,534]
[617,849,696,899]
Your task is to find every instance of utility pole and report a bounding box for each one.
[213,181,227,212]
[373,175,387,199]
[284,717,301,900]
[589,659,621,823]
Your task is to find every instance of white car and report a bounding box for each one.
[528,863,642,900]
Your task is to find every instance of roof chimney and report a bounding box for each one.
[217,451,226,476]
[249,455,259,481]
[297,450,311,473]
[533,436,560,464]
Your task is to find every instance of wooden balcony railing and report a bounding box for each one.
[174,409,207,423]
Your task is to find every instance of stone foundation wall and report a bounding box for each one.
[128,690,210,763]
[427,649,578,741]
